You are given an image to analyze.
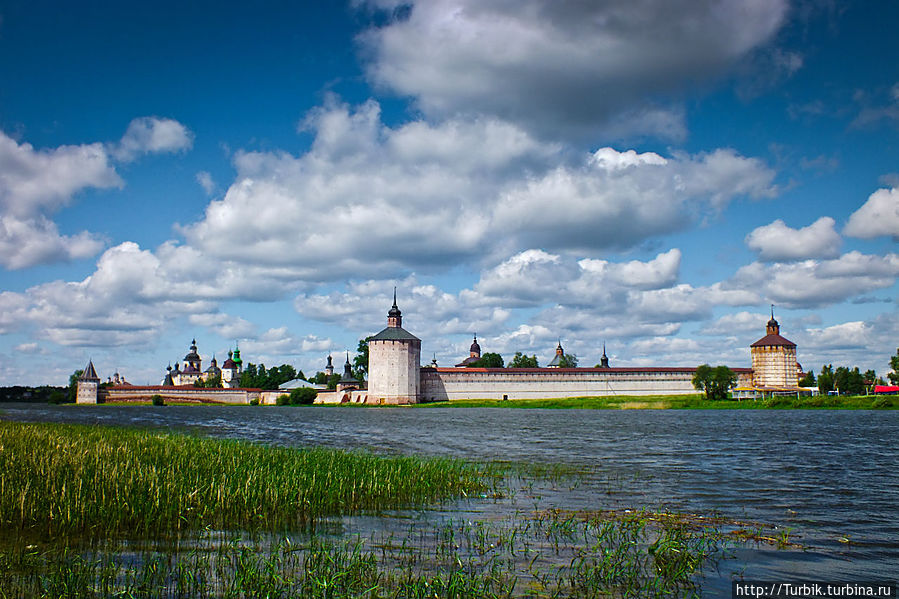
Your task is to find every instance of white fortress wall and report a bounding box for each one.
[101,386,258,404]
[421,367,754,401]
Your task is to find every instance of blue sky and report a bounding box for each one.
[1,0,897,386]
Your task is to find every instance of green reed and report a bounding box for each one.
[0,509,732,598]
[0,422,489,536]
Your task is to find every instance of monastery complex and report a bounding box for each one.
[77,297,806,405]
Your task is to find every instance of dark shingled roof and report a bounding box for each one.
[80,359,100,381]
[750,333,796,348]
[369,326,420,342]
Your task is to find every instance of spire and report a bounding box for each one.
[388,287,402,327]
[600,342,610,368]
[766,305,780,335]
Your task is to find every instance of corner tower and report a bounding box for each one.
[76,359,101,404]
[367,289,421,404]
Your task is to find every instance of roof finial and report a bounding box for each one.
[393,286,397,308]
[771,304,775,318]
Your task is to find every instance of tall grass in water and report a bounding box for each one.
[0,422,488,536]
[1,511,732,598]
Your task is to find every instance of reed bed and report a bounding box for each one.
[0,509,732,598]
[0,422,489,536]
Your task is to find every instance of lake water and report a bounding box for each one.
[2,403,897,597]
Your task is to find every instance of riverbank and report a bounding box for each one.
[416,393,897,409]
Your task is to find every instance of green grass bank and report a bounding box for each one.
[415,393,898,410]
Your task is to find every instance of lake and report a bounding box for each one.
[1,403,896,597]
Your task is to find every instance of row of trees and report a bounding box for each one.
[800,360,894,395]
[236,363,303,390]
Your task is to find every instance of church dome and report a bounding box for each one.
[469,335,481,354]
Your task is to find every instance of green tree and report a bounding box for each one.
[834,366,865,396]
[194,374,222,388]
[558,354,578,368]
[798,370,816,387]
[889,348,899,385]
[67,370,83,403]
[471,352,504,368]
[311,371,341,390]
[818,365,834,394]
[508,352,539,368]
[692,364,737,400]
[353,338,371,382]
[289,387,318,405]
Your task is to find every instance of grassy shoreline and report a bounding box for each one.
[416,393,898,410]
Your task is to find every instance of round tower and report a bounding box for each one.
[367,289,421,405]
[750,307,798,388]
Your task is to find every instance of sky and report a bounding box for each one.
[1,0,897,386]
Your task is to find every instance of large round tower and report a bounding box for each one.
[750,307,798,388]
[367,290,421,405]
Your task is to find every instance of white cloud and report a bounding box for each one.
[730,251,899,308]
[0,130,122,269]
[494,148,775,252]
[844,187,899,240]
[358,0,787,140]
[0,215,105,269]
[0,130,122,217]
[112,116,194,162]
[700,311,767,335]
[745,216,841,261]
[196,171,216,195]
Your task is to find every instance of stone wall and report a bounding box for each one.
[420,367,754,401]
[100,386,260,404]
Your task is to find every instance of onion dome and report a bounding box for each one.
[469,334,481,356]
[222,349,237,369]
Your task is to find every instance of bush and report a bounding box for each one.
[249,397,260,406]
[872,397,894,409]
[289,387,318,405]
[150,394,165,406]
[275,394,290,406]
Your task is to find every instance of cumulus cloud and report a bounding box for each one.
[112,116,194,162]
[494,147,775,252]
[0,131,122,217]
[0,215,105,269]
[181,100,776,279]
[699,311,767,335]
[844,187,899,240]
[730,251,899,308]
[358,0,787,140]
[0,130,122,269]
[745,216,842,261]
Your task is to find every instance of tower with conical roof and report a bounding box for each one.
[547,340,565,367]
[367,288,421,404]
[750,306,799,388]
[76,358,101,404]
